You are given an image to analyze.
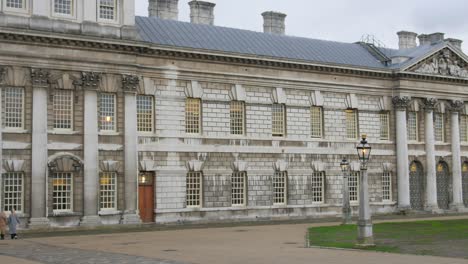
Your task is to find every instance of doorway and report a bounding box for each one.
[409,161,424,210]
[436,162,450,210]
[138,172,155,223]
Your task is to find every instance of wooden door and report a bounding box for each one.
[138,172,155,223]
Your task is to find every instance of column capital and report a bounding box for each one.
[122,74,140,93]
[74,72,102,90]
[448,100,464,113]
[422,98,438,112]
[0,66,7,84]
[31,68,50,87]
[392,96,411,110]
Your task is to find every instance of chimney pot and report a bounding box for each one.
[189,1,216,26]
[428,32,445,45]
[262,11,286,35]
[148,0,179,20]
[397,31,417,49]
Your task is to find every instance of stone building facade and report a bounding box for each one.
[1,0,468,227]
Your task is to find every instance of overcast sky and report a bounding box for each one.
[135,0,468,51]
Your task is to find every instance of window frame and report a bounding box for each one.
[136,95,155,134]
[273,171,288,205]
[2,172,24,213]
[382,171,392,202]
[349,171,360,203]
[231,171,247,207]
[407,111,419,142]
[185,98,202,134]
[310,106,324,138]
[434,112,445,142]
[230,100,245,136]
[460,114,468,142]
[379,111,390,141]
[186,171,202,208]
[97,0,119,23]
[2,87,25,131]
[99,172,118,211]
[52,0,76,19]
[345,109,359,140]
[52,172,73,213]
[3,0,29,14]
[272,103,286,137]
[311,171,325,204]
[99,93,117,132]
[52,89,74,132]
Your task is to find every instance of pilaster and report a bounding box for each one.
[449,100,466,211]
[423,98,440,213]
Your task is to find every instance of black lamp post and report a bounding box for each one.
[340,158,352,225]
[356,134,374,246]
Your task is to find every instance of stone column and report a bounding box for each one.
[423,98,439,212]
[79,72,102,226]
[449,100,466,211]
[29,69,51,228]
[392,96,411,210]
[121,75,141,224]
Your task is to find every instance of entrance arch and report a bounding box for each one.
[409,161,424,210]
[436,161,450,210]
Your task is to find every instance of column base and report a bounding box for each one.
[397,205,411,215]
[424,204,443,214]
[450,203,468,212]
[121,213,141,225]
[80,215,102,226]
[28,217,50,229]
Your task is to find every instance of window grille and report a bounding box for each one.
[434,113,444,142]
[272,104,286,137]
[99,0,116,20]
[137,95,154,133]
[2,87,24,129]
[349,171,360,202]
[311,171,325,203]
[52,172,73,212]
[273,171,287,205]
[6,0,23,8]
[99,172,117,210]
[230,101,245,135]
[185,98,201,134]
[186,172,202,207]
[2,172,23,213]
[380,112,390,140]
[407,111,418,141]
[231,171,246,206]
[99,93,116,131]
[54,0,72,15]
[382,171,392,201]
[460,115,468,142]
[310,107,323,138]
[345,109,359,139]
[53,90,73,130]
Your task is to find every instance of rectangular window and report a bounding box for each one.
[230,101,245,135]
[186,172,202,207]
[6,0,24,8]
[434,113,444,142]
[99,0,116,20]
[99,93,116,132]
[2,172,23,213]
[231,171,247,206]
[311,171,325,203]
[272,104,286,137]
[345,109,358,139]
[349,171,360,202]
[310,106,323,138]
[54,0,73,15]
[2,87,24,129]
[382,171,392,201]
[53,90,73,130]
[407,111,418,141]
[460,115,468,142]
[380,112,390,140]
[99,172,117,210]
[185,98,201,134]
[273,171,287,205]
[52,172,73,212]
[137,95,154,133]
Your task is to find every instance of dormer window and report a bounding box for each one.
[54,0,73,16]
[6,0,24,9]
[99,0,117,21]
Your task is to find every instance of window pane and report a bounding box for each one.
[272,104,285,137]
[460,115,468,142]
[186,172,202,207]
[311,172,324,203]
[100,172,117,210]
[2,87,24,129]
[54,0,72,15]
[231,172,246,206]
[99,0,116,20]
[99,93,116,131]
[52,172,73,212]
[407,111,418,141]
[273,171,287,205]
[345,109,358,139]
[380,112,390,140]
[6,0,23,8]
[349,171,360,202]
[434,113,444,142]
[137,95,154,133]
[230,101,245,135]
[310,107,323,138]
[185,98,201,134]
[53,90,73,130]
[3,172,23,212]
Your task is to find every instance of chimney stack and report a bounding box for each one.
[446,38,463,50]
[189,1,215,26]
[428,32,445,45]
[148,0,179,20]
[418,34,430,46]
[397,31,417,49]
[262,11,286,35]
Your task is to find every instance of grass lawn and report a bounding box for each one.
[308,219,468,259]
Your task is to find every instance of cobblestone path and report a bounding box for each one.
[0,240,188,264]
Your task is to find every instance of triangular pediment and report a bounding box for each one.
[406,47,468,78]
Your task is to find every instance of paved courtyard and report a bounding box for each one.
[1,216,468,264]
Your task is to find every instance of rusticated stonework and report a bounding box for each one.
[411,48,468,78]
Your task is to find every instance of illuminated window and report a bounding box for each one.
[272,104,286,137]
[2,172,23,213]
[186,172,202,207]
[2,87,24,129]
[382,172,392,201]
[310,107,323,138]
[100,172,117,210]
[230,101,245,135]
[311,171,325,203]
[407,111,418,141]
[54,0,73,15]
[6,0,24,8]
[231,171,247,206]
[99,0,116,20]
[380,112,390,140]
[273,171,287,205]
[345,109,358,139]
[99,93,116,132]
[137,95,154,133]
[434,113,444,142]
[185,98,201,134]
[52,172,73,212]
[349,171,360,202]
[53,90,73,130]
[460,115,468,142]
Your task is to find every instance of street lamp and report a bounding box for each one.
[356,134,374,247]
[340,158,352,225]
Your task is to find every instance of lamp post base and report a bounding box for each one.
[357,220,375,247]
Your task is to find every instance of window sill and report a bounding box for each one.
[99,131,121,136]
[98,210,121,216]
[48,130,80,135]
[2,129,28,134]
[52,211,81,217]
